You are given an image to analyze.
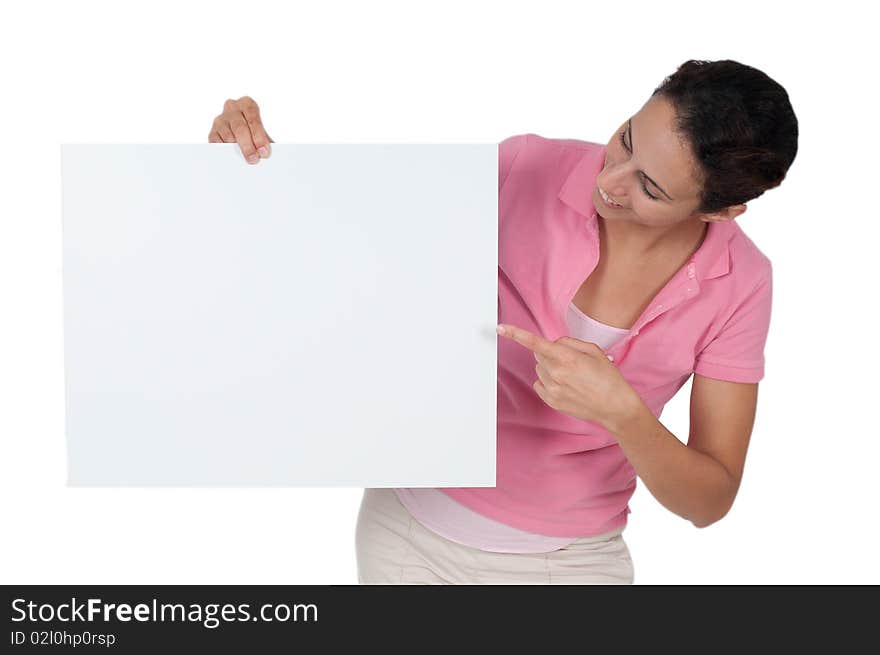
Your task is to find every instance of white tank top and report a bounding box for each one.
[393,300,630,553]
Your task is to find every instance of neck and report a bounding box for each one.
[598,215,709,265]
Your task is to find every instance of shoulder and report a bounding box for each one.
[501,133,604,185]
[727,220,773,286]
[510,133,604,156]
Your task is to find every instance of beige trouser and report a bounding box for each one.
[355,488,635,585]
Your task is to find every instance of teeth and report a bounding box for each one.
[599,186,621,207]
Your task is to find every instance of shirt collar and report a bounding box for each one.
[556,143,734,282]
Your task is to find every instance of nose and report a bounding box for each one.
[599,163,629,198]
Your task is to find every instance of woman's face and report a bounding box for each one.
[593,95,706,228]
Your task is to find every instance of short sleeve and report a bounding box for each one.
[499,134,529,193]
[693,267,773,383]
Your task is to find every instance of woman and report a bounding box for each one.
[208,59,798,585]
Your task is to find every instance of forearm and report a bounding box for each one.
[604,399,736,528]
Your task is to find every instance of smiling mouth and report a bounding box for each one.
[598,185,623,208]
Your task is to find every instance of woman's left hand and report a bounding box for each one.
[496,323,642,431]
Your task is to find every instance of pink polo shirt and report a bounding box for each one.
[435,133,774,538]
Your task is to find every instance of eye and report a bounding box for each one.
[618,127,660,201]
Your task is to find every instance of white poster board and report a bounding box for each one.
[61,143,498,487]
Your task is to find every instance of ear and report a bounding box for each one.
[702,203,747,223]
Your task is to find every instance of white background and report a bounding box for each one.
[1,0,876,584]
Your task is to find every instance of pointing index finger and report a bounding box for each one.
[497,324,557,358]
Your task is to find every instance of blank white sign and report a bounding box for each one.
[61,143,498,487]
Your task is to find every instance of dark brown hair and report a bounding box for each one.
[652,59,799,213]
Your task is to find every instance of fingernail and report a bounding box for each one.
[258,146,269,158]
[246,153,258,164]
[496,325,506,335]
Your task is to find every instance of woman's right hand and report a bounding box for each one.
[208,96,274,165]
